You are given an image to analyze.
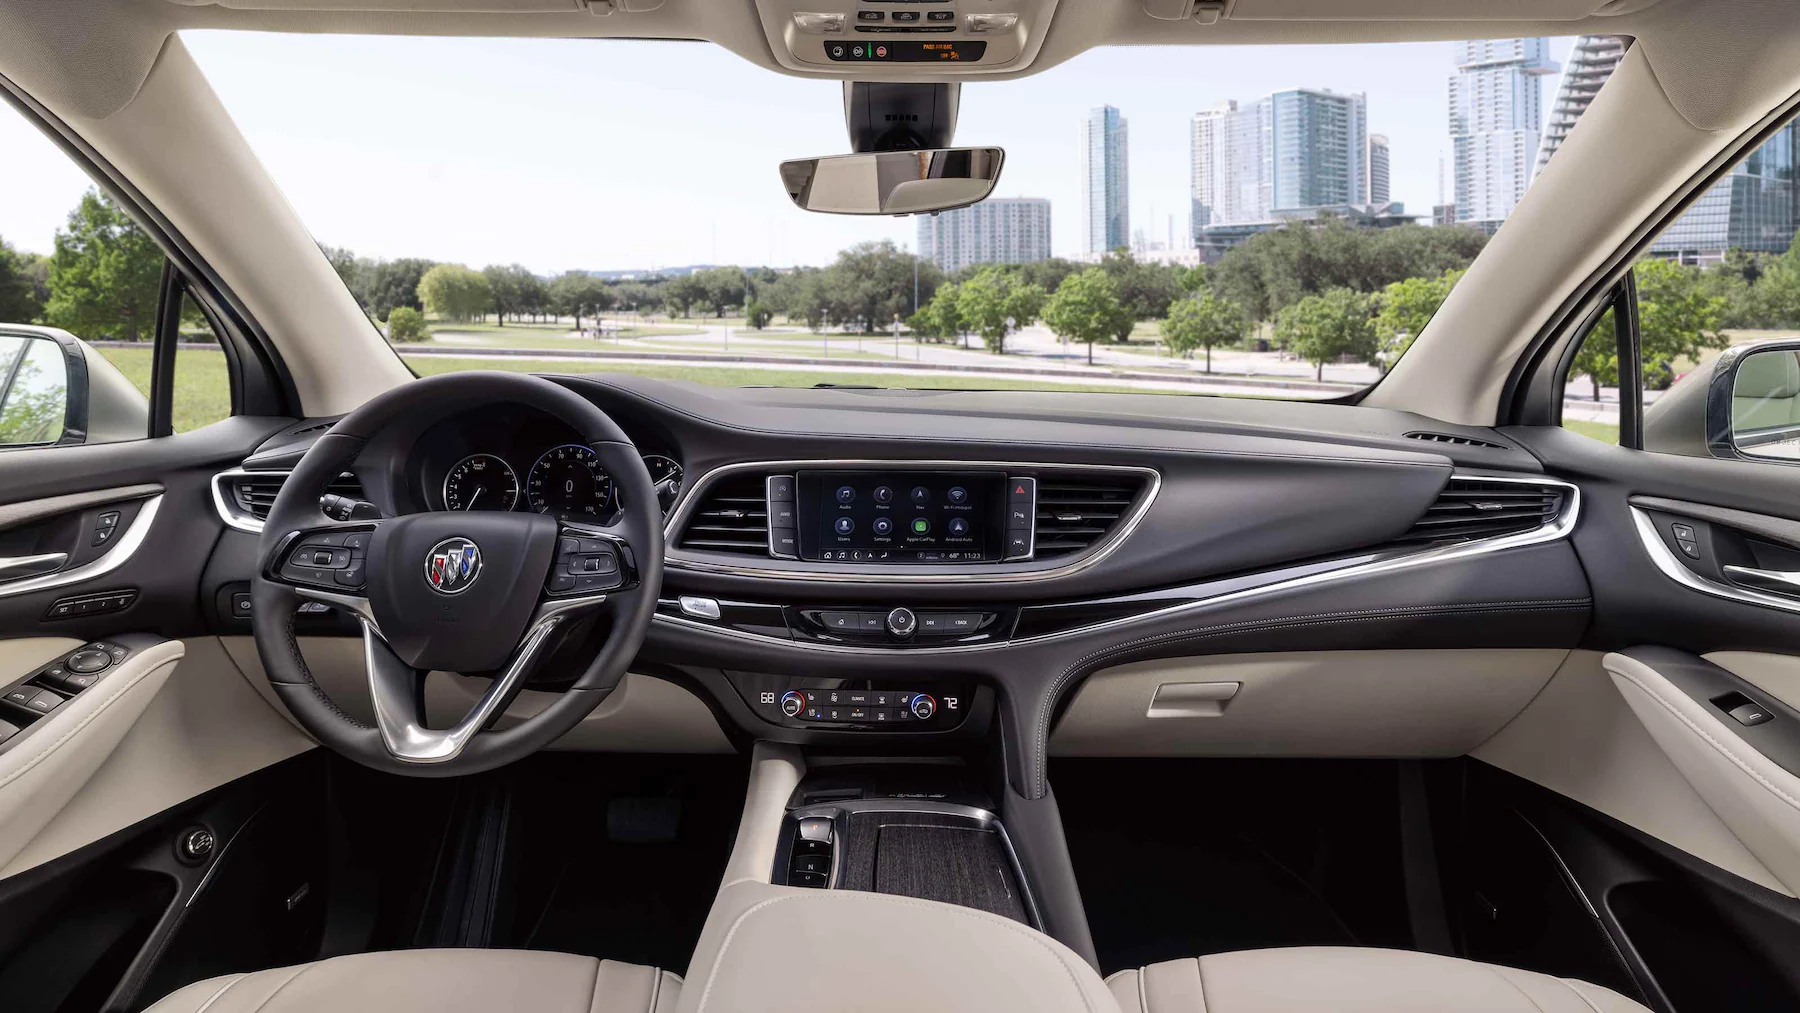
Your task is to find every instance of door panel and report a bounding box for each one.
[1603,648,1800,898]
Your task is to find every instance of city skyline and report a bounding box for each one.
[1451,38,1559,229]
[1081,106,1131,255]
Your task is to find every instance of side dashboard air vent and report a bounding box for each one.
[1403,431,1508,450]
[676,474,771,556]
[1033,473,1150,559]
[230,472,364,521]
[1394,478,1565,545]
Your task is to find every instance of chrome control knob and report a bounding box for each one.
[909,693,936,720]
[780,691,806,717]
[886,607,917,638]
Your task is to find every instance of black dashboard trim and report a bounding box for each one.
[651,472,1581,652]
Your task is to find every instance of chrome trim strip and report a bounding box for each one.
[653,473,1582,653]
[0,494,163,599]
[1630,505,1800,615]
[788,800,1043,930]
[664,460,1162,584]
[211,466,273,534]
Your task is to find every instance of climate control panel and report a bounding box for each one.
[727,672,975,732]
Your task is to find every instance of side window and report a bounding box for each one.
[0,96,237,447]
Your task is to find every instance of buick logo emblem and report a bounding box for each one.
[425,537,482,595]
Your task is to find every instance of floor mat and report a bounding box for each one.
[498,753,748,973]
[1054,758,1417,975]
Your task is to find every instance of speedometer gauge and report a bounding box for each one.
[527,444,614,520]
[443,454,519,511]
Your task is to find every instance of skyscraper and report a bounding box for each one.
[916,198,1053,273]
[1365,134,1391,206]
[1191,89,1370,229]
[1081,106,1129,254]
[1535,35,1627,177]
[1450,38,1559,230]
[1651,123,1799,263]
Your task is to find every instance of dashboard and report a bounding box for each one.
[407,404,682,521]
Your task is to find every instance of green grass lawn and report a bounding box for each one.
[95,345,235,434]
[1563,419,1620,445]
[402,355,1187,394]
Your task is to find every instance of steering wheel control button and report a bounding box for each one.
[425,537,483,595]
[908,693,937,720]
[886,607,917,637]
[678,596,722,619]
[67,650,112,674]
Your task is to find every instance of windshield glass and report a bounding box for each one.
[153,35,1612,399]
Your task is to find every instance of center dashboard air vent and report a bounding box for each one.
[675,473,771,556]
[229,472,365,521]
[1032,473,1150,559]
[1393,477,1566,545]
[1403,431,1508,450]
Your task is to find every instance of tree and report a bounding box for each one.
[907,283,963,344]
[1570,309,1619,401]
[550,271,612,332]
[1162,291,1248,371]
[1042,268,1131,365]
[745,298,773,330]
[362,258,434,321]
[416,264,491,323]
[0,236,45,324]
[661,274,706,318]
[1372,268,1464,371]
[957,268,1044,354]
[1211,219,1488,324]
[1274,287,1377,381]
[1101,249,1185,324]
[483,264,540,325]
[694,266,749,318]
[44,190,163,341]
[385,306,428,343]
[1633,257,1729,388]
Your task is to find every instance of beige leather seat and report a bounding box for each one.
[1107,947,1650,1013]
[142,949,678,1013]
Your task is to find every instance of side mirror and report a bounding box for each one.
[1715,341,1800,461]
[0,327,148,448]
[779,148,1004,216]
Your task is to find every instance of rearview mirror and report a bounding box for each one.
[779,148,1004,216]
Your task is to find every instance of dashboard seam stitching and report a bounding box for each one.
[1031,598,1594,796]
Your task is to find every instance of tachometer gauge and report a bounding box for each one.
[442,453,519,511]
[641,454,683,515]
[527,444,614,520]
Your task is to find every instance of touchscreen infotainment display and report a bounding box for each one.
[795,471,1007,562]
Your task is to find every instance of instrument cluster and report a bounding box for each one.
[412,406,681,522]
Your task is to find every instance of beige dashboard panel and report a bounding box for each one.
[1050,649,1566,758]
[224,635,731,754]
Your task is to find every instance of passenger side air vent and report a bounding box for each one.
[1033,473,1149,559]
[1403,431,1508,450]
[1394,478,1565,545]
[676,473,771,555]
[229,472,365,521]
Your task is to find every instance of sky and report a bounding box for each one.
[0,32,1575,274]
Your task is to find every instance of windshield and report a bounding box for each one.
[117,35,1615,399]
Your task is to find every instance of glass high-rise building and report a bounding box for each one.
[1365,134,1391,206]
[1081,106,1130,255]
[1535,35,1627,177]
[1191,89,1370,229]
[916,198,1053,273]
[1652,124,1799,263]
[1450,38,1559,230]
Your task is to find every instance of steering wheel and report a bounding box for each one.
[250,371,665,776]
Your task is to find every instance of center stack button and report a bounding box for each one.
[767,474,798,558]
[886,607,917,638]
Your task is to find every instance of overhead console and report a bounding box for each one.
[754,0,1061,75]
